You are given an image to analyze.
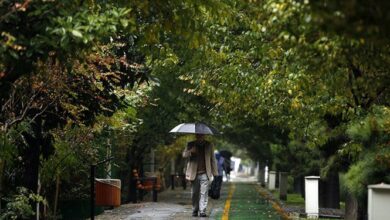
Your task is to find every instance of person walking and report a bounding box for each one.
[209,152,224,199]
[222,156,233,182]
[183,134,218,217]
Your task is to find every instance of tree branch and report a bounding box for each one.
[6,91,38,127]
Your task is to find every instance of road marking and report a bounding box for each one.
[222,184,236,220]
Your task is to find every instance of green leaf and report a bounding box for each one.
[71,30,83,38]
[120,19,129,28]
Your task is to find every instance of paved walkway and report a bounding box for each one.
[95,173,281,220]
[215,182,282,220]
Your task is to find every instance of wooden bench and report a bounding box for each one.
[132,169,161,202]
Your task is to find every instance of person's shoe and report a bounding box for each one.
[199,213,207,217]
[192,211,198,217]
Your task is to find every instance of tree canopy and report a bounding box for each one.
[0,0,389,218]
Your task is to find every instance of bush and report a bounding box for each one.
[1,187,46,220]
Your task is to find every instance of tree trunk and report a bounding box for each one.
[20,121,42,192]
[344,192,368,220]
[21,136,40,192]
[327,171,340,208]
[293,176,303,194]
[293,176,305,198]
[36,174,41,220]
[319,170,340,208]
[345,192,358,220]
[357,194,368,220]
[0,159,4,211]
[54,174,60,218]
[275,171,279,188]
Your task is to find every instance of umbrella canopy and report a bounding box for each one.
[169,122,218,135]
[219,150,232,159]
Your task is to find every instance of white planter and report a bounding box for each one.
[305,176,320,218]
[268,171,276,190]
[368,183,390,220]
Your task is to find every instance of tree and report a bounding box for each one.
[177,0,389,214]
[0,0,233,215]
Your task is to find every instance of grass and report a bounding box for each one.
[285,193,305,206]
[271,191,345,220]
[272,191,305,206]
[272,191,345,210]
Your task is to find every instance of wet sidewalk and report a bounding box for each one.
[95,174,281,220]
[95,182,225,219]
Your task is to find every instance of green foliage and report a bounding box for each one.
[155,135,193,172]
[346,106,390,143]
[1,0,389,216]
[0,120,33,176]
[0,0,239,217]
[40,126,96,200]
[271,141,321,175]
[342,150,390,199]
[1,187,46,220]
[164,0,390,205]
[47,6,131,51]
[341,106,390,198]
[0,1,131,63]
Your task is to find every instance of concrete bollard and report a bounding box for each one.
[305,176,320,218]
[268,171,276,190]
[368,183,390,220]
[279,172,288,201]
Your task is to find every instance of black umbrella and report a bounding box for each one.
[169,122,219,135]
[219,150,232,159]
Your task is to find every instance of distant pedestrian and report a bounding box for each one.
[216,152,225,177]
[209,152,224,199]
[183,134,218,217]
[223,157,232,181]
